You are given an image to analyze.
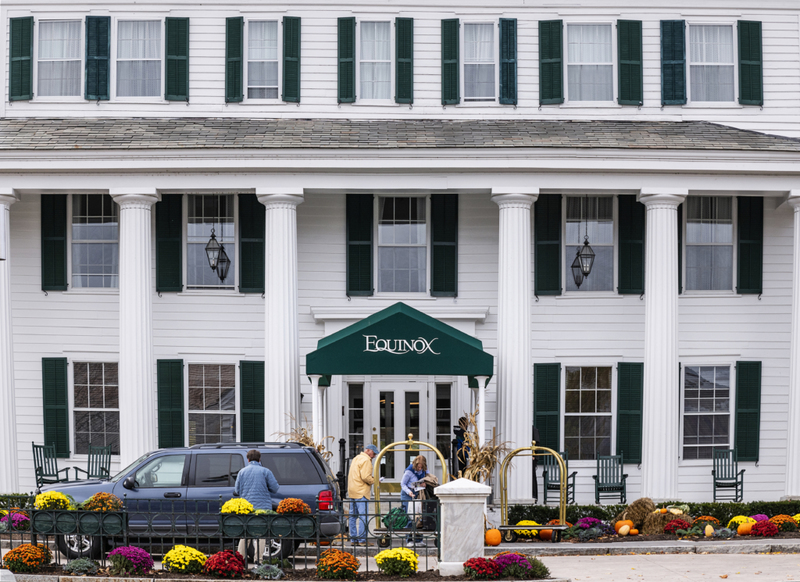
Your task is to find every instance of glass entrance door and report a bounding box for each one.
[372,383,426,484]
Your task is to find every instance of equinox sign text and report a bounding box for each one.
[363,335,440,355]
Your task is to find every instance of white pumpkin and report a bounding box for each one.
[618,524,631,536]
[705,524,715,537]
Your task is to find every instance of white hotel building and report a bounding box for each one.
[2,0,800,504]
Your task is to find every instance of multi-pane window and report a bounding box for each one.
[564,366,612,460]
[435,384,452,460]
[567,24,613,101]
[117,20,161,97]
[38,21,82,97]
[247,21,279,99]
[464,23,495,101]
[689,25,735,102]
[685,196,733,291]
[71,194,119,288]
[566,196,614,292]
[187,194,235,288]
[360,22,391,100]
[683,366,731,459]
[377,197,427,293]
[188,364,236,446]
[73,362,120,454]
[347,384,365,458]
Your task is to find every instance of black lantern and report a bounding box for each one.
[578,235,595,277]
[205,229,221,271]
[571,250,585,288]
[216,246,231,282]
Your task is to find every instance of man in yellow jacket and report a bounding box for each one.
[347,444,378,545]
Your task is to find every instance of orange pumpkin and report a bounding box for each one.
[660,508,668,514]
[615,519,634,533]
[539,529,553,541]
[737,523,753,536]
[485,528,502,546]
[629,529,639,536]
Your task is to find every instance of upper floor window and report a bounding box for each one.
[377,196,427,293]
[360,21,392,100]
[117,20,162,97]
[565,196,614,292]
[71,194,119,288]
[567,24,613,102]
[688,25,734,102]
[463,23,495,101]
[247,20,279,99]
[37,20,82,97]
[187,194,235,289]
[685,196,733,291]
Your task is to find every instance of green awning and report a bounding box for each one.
[306,302,493,377]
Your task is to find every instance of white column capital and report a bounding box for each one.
[491,189,539,209]
[109,188,160,209]
[0,189,20,207]
[638,188,688,208]
[256,188,304,208]
[787,190,800,210]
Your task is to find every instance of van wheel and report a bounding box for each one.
[264,538,299,561]
[56,535,102,559]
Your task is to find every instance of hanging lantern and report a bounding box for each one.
[216,246,231,282]
[578,236,595,277]
[571,251,584,288]
[205,229,221,271]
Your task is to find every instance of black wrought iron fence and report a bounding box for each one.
[0,495,441,574]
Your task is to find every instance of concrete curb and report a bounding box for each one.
[15,576,571,582]
[485,539,800,556]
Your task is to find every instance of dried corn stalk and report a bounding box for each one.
[277,415,334,461]
[458,408,510,483]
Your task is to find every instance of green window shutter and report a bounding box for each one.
[157,360,184,449]
[660,20,686,106]
[395,17,414,104]
[338,17,356,103]
[539,20,563,105]
[499,18,517,105]
[41,194,68,292]
[240,361,265,442]
[738,21,763,106]
[678,203,683,294]
[616,362,643,464]
[737,197,763,295]
[735,361,761,462]
[346,194,373,296]
[239,194,265,294]
[441,19,460,105]
[155,194,183,293]
[618,20,643,106]
[85,16,110,101]
[225,17,244,103]
[9,16,33,101]
[282,16,301,103]
[165,17,189,101]
[618,195,645,294]
[534,363,561,451]
[431,194,458,297]
[42,358,69,458]
[534,194,562,296]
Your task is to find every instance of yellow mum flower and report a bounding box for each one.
[220,498,254,515]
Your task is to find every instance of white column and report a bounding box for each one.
[309,374,322,441]
[258,189,303,439]
[0,190,20,493]
[492,189,538,502]
[474,376,489,447]
[639,188,687,501]
[110,189,159,467]
[785,191,800,498]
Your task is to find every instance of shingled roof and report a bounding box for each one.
[1,117,800,152]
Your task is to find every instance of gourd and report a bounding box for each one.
[737,523,753,536]
[485,529,502,546]
[615,519,634,533]
[629,529,639,536]
[618,524,631,536]
[539,529,553,542]
[705,525,715,537]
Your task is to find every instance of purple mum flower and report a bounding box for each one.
[750,514,769,523]
[493,553,531,574]
[107,546,154,574]
[0,513,31,530]
[576,517,602,530]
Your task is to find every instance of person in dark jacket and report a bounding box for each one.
[234,450,280,561]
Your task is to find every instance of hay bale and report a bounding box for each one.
[613,498,656,529]
[642,511,675,535]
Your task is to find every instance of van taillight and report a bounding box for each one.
[319,490,333,510]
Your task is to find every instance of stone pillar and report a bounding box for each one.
[0,190,19,493]
[110,188,160,467]
[257,189,303,439]
[435,478,492,576]
[492,189,538,502]
[639,188,687,501]
[785,191,800,499]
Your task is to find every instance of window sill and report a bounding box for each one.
[680,291,741,298]
[177,289,246,297]
[560,102,622,109]
[63,289,119,295]
[349,101,401,107]
[555,292,626,300]
[455,101,500,107]
[31,97,85,103]
[369,293,438,301]
[239,100,290,106]
[681,102,743,109]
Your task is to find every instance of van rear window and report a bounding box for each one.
[260,453,320,485]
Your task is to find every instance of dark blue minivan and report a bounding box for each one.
[43,442,341,559]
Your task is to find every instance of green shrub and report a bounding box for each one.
[64,558,99,575]
[526,557,550,580]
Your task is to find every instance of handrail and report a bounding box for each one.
[372,433,449,514]
[499,441,566,527]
